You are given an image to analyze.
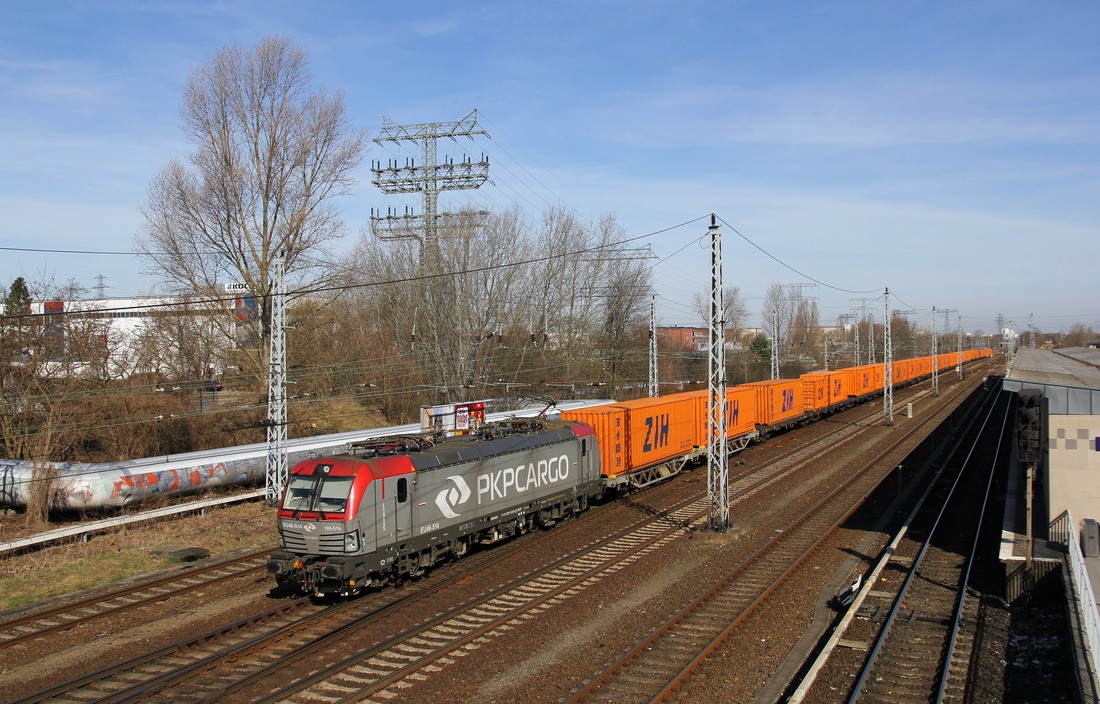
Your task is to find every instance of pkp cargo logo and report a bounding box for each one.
[435,475,472,519]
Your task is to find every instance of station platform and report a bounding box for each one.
[1002,347,1100,704]
[1008,347,1100,388]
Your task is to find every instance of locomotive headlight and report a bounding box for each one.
[344,531,359,553]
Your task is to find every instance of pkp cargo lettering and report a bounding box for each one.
[476,454,570,504]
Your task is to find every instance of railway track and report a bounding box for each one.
[5,366,981,704]
[4,514,594,704]
[561,369,997,704]
[835,384,1011,703]
[0,546,272,651]
[131,392,904,704]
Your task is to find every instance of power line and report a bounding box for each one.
[714,215,880,295]
[2,216,711,323]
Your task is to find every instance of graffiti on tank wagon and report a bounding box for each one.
[109,463,237,500]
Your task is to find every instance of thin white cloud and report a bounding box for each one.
[580,72,1100,148]
[0,57,122,108]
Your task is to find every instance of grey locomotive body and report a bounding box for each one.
[267,419,601,596]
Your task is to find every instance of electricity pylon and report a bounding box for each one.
[371,110,490,266]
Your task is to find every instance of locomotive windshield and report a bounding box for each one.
[282,472,355,513]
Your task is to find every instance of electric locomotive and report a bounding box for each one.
[266,418,601,596]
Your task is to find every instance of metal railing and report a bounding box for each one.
[0,489,263,557]
[1053,509,1100,679]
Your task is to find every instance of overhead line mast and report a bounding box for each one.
[265,253,288,505]
[852,296,877,364]
[941,308,960,379]
[932,305,939,397]
[883,288,893,427]
[706,215,729,532]
[649,295,659,398]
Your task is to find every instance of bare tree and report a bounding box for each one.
[1063,323,1095,348]
[138,34,367,374]
[791,299,820,354]
[692,285,748,343]
[348,205,651,417]
[761,283,793,354]
[131,300,226,383]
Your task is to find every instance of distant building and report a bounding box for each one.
[1,293,254,380]
[657,326,747,352]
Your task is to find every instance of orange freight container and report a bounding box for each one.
[564,395,697,482]
[614,395,697,474]
[803,370,847,409]
[682,386,756,446]
[846,364,877,398]
[800,374,829,412]
[870,363,885,392]
[743,379,803,426]
[560,405,627,479]
[890,359,912,385]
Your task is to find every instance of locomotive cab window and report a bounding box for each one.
[281,473,355,513]
[397,477,408,503]
[316,476,354,512]
[283,475,315,512]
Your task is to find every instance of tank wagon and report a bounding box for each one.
[268,349,994,595]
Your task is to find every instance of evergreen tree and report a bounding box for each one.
[3,277,32,316]
[750,334,771,360]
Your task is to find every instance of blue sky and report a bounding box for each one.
[1,1,1097,336]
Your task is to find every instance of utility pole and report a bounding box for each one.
[931,305,939,397]
[706,215,729,532]
[884,288,893,426]
[846,310,861,366]
[957,313,964,380]
[770,315,780,380]
[940,308,958,379]
[852,297,877,364]
[1030,313,1035,349]
[868,313,876,364]
[649,295,658,398]
[370,110,489,267]
[837,313,855,368]
[265,253,288,506]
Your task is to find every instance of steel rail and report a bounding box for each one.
[787,378,1004,703]
[213,380,946,702]
[844,383,1007,703]
[0,546,273,650]
[6,363,986,704]
[231,501,707,704]
[5,597,311,704]
[24,481,707,704]
[255,367,990,704]
[935,393,1011,703]
[563,368,992,704]
[118,379,921,704]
